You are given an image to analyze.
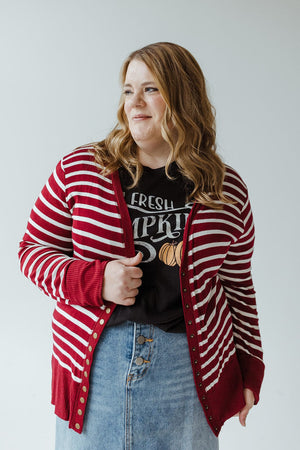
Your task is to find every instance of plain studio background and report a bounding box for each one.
[1,0,299,449]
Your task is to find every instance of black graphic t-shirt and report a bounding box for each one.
[107,163,193,333]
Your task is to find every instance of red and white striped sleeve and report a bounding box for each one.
[219,173,264,403]
[18,157,108,307]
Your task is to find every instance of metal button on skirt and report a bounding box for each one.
[55,321,219,450]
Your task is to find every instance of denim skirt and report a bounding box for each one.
[55,321,219,450]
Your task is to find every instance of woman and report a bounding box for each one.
[19,42,264,449]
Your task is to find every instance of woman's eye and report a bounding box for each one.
[145,87,158,93]
[123,86,158,95]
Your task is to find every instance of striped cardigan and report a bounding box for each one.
[18,145,264,437]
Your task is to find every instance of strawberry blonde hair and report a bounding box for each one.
[93,42,229,208]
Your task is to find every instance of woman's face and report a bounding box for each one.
[123,59,169,156]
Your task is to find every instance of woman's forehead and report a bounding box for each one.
[124,59,155,83]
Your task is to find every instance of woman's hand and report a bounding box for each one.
[237,388,255,427]
[102,252,143,306]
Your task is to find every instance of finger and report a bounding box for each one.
[120,297,136,306]
[127,266,143,279]
[121,286,139,299]
[239,405,250,427]
[121,252,143,267]
[239,388,255,427]
[127,288,139,297]
[128,278,142,289]
[244,388,255,407]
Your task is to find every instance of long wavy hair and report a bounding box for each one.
[93,42,229,208]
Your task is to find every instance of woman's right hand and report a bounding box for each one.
[102,252,143,306]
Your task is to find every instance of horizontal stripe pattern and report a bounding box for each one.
[185,166,263,394]
[18,147,264,435]
[18,147,129,383]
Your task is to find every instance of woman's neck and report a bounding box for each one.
[137,145,171,169]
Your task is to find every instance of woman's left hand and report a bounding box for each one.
[238,388,255,427]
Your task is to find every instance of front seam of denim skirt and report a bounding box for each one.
[125,323,155,449]
[55,321,219,450]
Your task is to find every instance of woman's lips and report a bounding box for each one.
[132,114,151,121]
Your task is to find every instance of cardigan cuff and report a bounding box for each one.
[64,259,109,308]
[237,350,265,404]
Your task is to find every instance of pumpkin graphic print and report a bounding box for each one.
[158,241,183,267]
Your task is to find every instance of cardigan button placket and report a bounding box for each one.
[73,308,115,433]
[180,263,217,434]
[76,368,90,426]
[74,317,105,432]
[183,295,214,434]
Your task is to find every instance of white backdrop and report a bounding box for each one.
[1,1,299,449]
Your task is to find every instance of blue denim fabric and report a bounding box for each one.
[55,321,219,450]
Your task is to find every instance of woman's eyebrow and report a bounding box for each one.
[123,81,156,87]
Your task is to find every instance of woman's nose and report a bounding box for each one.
[131,91,146,107]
